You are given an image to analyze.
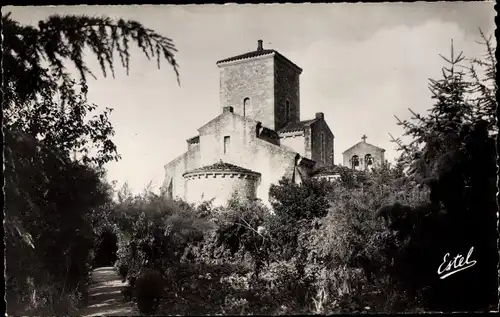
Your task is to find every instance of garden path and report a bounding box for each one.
[80,266,140,317]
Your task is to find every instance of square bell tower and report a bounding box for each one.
[216,40,302,131]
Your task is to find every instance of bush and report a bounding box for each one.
[135,270,166,315]
[118,263,129,280]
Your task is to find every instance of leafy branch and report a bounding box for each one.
[3,12,180,109]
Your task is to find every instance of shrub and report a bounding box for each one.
[269,177,331,221]
[135,270,166,315]
[118,263,129,280]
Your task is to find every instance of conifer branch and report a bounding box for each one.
[3,13,181,110]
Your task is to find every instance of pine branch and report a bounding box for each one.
[3,13,181,110]
[3,12,182,166]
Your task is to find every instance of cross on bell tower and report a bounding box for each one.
[362,134,367,143]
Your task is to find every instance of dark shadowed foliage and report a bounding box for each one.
[3,11,180,315]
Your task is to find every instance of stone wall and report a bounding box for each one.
[164,111,298,206]
[218,56,275,129]
[274,57,301,130]
[280,131,306,156]
[218,53,302,132]
[198,111,297,204]
[310,114,335,166]
[184,172,259,206]
[163,145,200,200]
[342,142,385,171]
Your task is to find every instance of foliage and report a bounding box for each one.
[387,31,497,311]
[4,129,109,315]
[467,29,497,132]
[4,11,180,315]
[214,197,271,272]
[135,270,166,315]
[106,29,497,316]
[3,12,179,111]
[269,177,331,220]
[112,186,212,282]
[111,164,436,314]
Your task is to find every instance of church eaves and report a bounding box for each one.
[186,135,200,144]
[216,40,303,74]
[278,119,318,134]
[183,161,260,177]
[310,164,342,177]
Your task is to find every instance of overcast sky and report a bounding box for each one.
[6,3,495,194]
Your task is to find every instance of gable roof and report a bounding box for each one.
[187,135,200,144]
[216,48,302,73]
[310,165,342,177]
[278,119,318,134]
[342,141,385,155]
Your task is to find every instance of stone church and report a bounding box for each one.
[342,135,386,172]
[163,40,384,206]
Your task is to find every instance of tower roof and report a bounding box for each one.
[277,119,318,134]
[216,40,303,73]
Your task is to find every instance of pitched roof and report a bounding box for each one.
[183,161,260,176]
[278,119,318,134]
[187,135,200,144]
[342,141,386,155]
[216,45,302,73]
[310,165,342,176]
[217,48,275,64]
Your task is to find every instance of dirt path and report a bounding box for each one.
[80,267,140,317]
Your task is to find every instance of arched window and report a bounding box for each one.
[351,155,360,169]
[285,100,290,122]
[365,154,373,169]
[243,98,250,117]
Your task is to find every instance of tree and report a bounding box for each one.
[386,32,497,311]
[391,31,496,176]
[3,12,180,314]
[3,12,180,166]
[467,29,497,132]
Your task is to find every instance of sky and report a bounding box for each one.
[6,3,496,195]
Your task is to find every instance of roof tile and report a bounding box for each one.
[278,119,317,133]
[217,46,302,73]
[310,165,342,176]
[184,161,260,175]
[217,49,275,64]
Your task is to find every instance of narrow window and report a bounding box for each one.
[285,100,290,122]
[321,132,326,163]
[224,136,230,154]
[243,98,250,117]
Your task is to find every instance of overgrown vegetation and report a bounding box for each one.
[111,31,496,315]
[3,12,179,315]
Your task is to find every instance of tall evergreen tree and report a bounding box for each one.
[387,33,497,311]
[467,29,497,132]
